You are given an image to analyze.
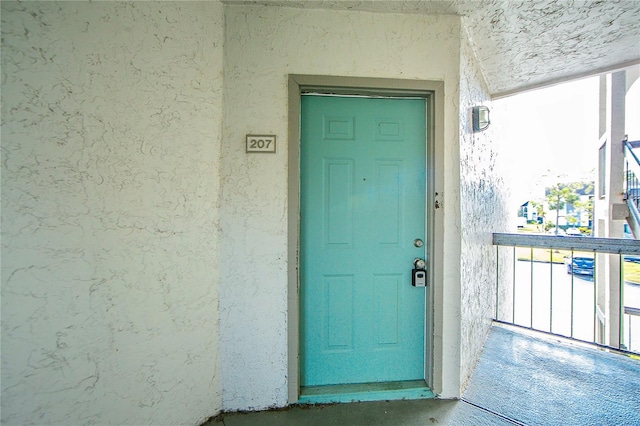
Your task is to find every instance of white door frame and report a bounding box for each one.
[287,75,445,403]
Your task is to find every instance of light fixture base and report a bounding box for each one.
[472,106,490,132]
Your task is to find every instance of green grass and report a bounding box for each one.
[515,247,572,263]
[515,247,640,283]
[624,263,640,284]
[517,224,545,234]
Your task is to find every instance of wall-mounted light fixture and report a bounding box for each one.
[471,106,490,132]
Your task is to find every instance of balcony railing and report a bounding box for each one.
[493,233,640,354]
[624,139,640,225]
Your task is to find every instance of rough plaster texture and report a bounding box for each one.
[458,27,511,389]
[1,2,223,424]
[462,0,640,96]
[225,0,640,96]
[220,5,464,410]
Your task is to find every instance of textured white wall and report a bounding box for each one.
[1,2,224,424]
[458,27,511,389]
[220,4,463,410]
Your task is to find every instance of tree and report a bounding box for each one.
[572,181,594,197]
[566,214,579,227]
[532,201,545,222]
[574,196,594,228]
[546,183,580,235]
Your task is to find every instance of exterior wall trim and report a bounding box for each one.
[287,75,446,402]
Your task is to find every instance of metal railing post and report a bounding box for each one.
[570,249,575,338]
[512,246,516,325]
[530,247,534,329]
[619,255,624,349]
[495,245,499,321]
[592,251,596,343]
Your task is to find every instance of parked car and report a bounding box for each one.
[564,256,594,276]
[565,227,581,236]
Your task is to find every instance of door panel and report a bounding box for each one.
[300,95,426,387]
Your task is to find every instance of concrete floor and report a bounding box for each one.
[206,324,640,426]
[207,399,514,426]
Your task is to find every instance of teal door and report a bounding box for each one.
[300,95,427,388]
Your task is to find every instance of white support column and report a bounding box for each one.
[596,71,627,347]
[595,77,607,345]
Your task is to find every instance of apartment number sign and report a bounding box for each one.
[246,135,276,153]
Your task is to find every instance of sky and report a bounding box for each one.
[494,77,600,203]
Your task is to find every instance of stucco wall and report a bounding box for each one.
[220,4,463,410]
[1,2,224,424]
[458,27,511,389]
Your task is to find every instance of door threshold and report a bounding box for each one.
[298,380,434,404]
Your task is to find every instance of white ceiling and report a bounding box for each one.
[224,0,640,97]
